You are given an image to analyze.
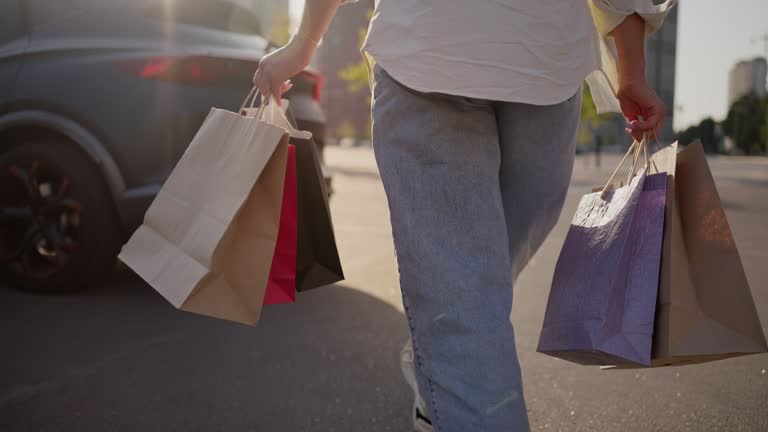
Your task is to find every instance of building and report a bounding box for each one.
[728,57,768,106]
[645,5,678,142]
[314,0,374,142]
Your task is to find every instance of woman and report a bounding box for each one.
[254,1,675,430]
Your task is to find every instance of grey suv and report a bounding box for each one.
[0,0,327,292]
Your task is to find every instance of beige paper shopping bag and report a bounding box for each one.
[119,89,289,325]
[647,141,767,366]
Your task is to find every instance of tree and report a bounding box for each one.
[336,120,357,139]
[336,9,373,139]
[761,94,768,153]
[722,93,767,155]
[577,85,620,147]
[697,118,717,153]
[266,9,291,46]
[338,10,373,94]
[676,117,718,153]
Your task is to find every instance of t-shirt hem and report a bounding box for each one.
[366,49,590,107]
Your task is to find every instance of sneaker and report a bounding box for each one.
[401,341,434,432]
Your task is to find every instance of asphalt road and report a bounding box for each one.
[1,147,767,432]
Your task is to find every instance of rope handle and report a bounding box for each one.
[646,128,662,153]
[627,132,649,183]
[238,86,268,120]
[236,87,313,139]
[599,132,649,199]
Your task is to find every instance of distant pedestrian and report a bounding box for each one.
[253,1,674,430]
[595,134,603,169]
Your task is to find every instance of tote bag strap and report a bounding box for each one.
[599,132,650,199]
[262,96,313,140]
[238,86,269,119]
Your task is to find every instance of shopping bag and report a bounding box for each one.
[263,144,298,305]
[243,97,345,292]
[293,135,345,291]
[537,138,668,366]
[644,141,767,366]
[244,100,344,291]
[119,89,291,325]
[282,109,344,291]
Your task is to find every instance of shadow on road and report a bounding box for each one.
[0,272,412,432]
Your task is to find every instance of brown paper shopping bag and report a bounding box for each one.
[119,89,289,325]
[646,141,767,366]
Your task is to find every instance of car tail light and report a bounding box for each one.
[298,71,324,101]
[117,56,257,86]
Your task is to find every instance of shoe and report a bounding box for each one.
[401,341,434,432]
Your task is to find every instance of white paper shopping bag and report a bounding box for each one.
[119,88,289,325]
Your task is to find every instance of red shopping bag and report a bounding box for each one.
[264,144,297,304]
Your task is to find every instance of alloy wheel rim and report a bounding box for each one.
[0,158,81,279]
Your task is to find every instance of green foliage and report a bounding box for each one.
[762,95,768,151]
[722,93,767,155]
[338,10,373,95]
[337,46,369,93]
[336,120,357,139]
[578,85,620,146]
[580,85,600,128]
[676,117,718,153]
[336,8,373,140]
[267,9,291,46]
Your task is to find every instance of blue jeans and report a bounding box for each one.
[371,66,581,431]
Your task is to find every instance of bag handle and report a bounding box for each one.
[238,86,268,119]
[237,87,313,139]
[261,95,313,139]
[599,132,649,199]
[627,132,649,182]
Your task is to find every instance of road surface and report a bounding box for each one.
[1,147,766,431]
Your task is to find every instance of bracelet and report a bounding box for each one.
[297,28,321,47]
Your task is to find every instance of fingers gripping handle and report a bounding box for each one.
[238,87,312,139]
[599,132,650,199]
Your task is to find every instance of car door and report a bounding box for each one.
[0,0,28,101]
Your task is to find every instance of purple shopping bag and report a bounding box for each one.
[537,142,667,366]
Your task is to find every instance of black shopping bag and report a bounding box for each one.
[290,132,344,291]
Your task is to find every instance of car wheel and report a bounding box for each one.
[0,140,121,292]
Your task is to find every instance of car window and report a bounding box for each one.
[146,0,262,36]
[227,4,263,36]
[26,0,88,29]
[0,0,23,43]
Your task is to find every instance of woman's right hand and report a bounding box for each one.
[253,36,316,105]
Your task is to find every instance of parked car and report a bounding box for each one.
[0,0,328,292]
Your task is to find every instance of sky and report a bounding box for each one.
[675,0,768,130]
[289,0,768,131]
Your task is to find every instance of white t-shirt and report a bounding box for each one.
[359,0,676,113]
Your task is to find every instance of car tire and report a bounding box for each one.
[0,139,121,292]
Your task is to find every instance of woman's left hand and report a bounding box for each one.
[617,78,667,141]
